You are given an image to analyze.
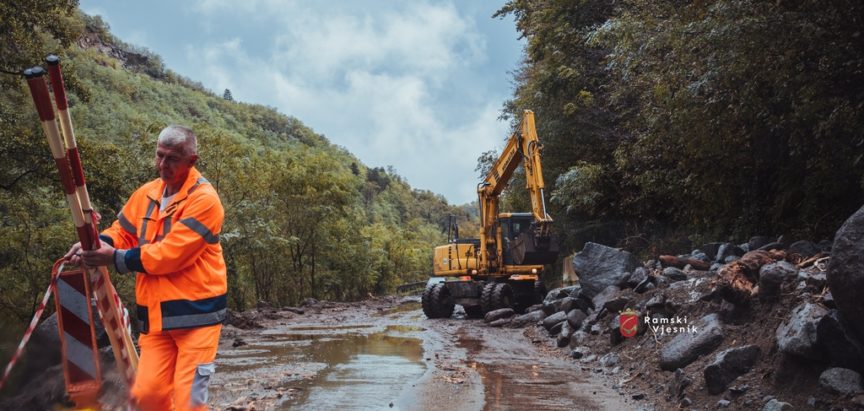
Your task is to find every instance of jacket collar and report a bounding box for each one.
[146,167,203,210]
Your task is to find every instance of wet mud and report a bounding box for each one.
[212,298,632,410]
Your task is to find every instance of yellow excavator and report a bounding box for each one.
[422,110,559,318]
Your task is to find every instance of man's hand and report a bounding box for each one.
[81,242,116,268]
[64,242,83,266]
[64,242,116,268]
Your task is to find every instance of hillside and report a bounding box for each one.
[0,8,475,327]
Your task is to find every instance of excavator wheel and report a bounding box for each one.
[480,282,497,313]
[481,282,513,313]
[463,305,484,319]
[422,282,454,319]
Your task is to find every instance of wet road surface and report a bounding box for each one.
[210,298,633,410]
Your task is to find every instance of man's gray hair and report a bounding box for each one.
[157,125,198,156]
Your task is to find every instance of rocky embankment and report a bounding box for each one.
[481,207,864,411]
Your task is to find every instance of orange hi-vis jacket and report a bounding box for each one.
[101,167,227,334]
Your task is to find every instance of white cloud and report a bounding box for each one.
[186,0,510,204]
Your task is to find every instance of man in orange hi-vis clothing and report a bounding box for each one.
[66,125,227,410]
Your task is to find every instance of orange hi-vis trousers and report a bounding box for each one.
[132,324,221,411]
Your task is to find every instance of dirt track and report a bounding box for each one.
[212,297,634,410]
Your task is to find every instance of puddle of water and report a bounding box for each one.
[214,325,426,410]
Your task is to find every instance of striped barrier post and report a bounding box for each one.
[23,63,138,395]
[54,266,102,407]
[43,55,139,384]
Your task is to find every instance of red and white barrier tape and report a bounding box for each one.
[0,264,61,391]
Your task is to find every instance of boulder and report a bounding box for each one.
[545,286,579,302]
[690,249,710,262]
[659,314,725,370]
[819,367,864,395]
[716,243,744,263]
[569,287,595,313]
[510,310,545,327]
[748,236,772,251]
[661,267,688,282]
[624,267,649,288]
[703,345,761,394]
[609,316,623,346]
[541,299,562,316]
[760,261,798,282]
[542,311,568,331]
[571,242,640,298]
[557,321,573,347]
[776,302,829,359]
[788,240,819,259]
[484,308,515,323]
[566,309,588,329]
[489,318,512,327]
[558,297,577,314]
[798,269,827,289]
[701,242,725,261]
[758,261,797,301]
[548,321,564,336]
[591,285,621,313]
[817,310,864,372]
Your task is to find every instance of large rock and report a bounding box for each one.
[545,286,579,302]
[817,310,864,372]
[748,236,772,251]
[758,261,797,301]
[591,285,622,313]
[659,314,725,371]
[819,367,864,395]
[571,242,640,298]
[566,309,588,329]
[662,267,688,282]
[485,308,515,323]
[510,309,545,327]
[788,240,819,258]
[776,302,829,359]
[542,311,568,331]
[703,345,761,394]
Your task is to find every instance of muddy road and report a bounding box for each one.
[212,297,634,410]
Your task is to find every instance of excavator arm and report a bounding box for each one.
[478,110,554,271]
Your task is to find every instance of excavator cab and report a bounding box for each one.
[500,213,559,266]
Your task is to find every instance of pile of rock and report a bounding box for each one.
[487,205,864,409]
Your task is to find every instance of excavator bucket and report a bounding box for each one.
[511,231,559,265]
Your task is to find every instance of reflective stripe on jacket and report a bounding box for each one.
[101,167,227,333]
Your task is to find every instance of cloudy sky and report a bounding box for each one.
[78,0,524,204]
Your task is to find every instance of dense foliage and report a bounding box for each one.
[0,6,472,325]
[495,0,864,255]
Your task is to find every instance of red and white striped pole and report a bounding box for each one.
[45,55,100,249]
[43,55,139,374]
[24,65,138,390]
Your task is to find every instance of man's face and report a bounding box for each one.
[155,143,197,188]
